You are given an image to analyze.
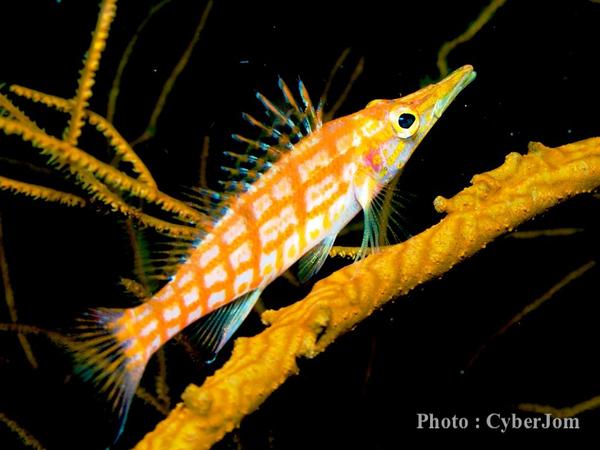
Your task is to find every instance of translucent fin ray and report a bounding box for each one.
[353,180,386,261]
[256,92,296,128]
[192,289,262,360]
[73,308,147,441]
[134,229,199,293]
[298,234,336,283]
[357,203,381,261]
[223,79,322,195]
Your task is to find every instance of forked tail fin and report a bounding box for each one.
[73,307,148,440]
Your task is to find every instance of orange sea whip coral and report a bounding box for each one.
[134,137,600,449]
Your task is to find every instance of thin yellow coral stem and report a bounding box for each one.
[135,137,600,449]
[0,93,40,130]
[0,117,203,225]
[0,157,54,177]
[136,387,170,416]
[0,411,46,450]
[468,260,596,367]
[2,90,151,215]
[0,213,38,369]
[0,176,86,207]
[0,322,74,348]
[519,395,600,417]
[82,179,197,238]
[120,277,149,299]
[130,0,214,147]
[130,213,198,239]
[64,0,117,146]
[329,245,362,259]
[155,349,171,409]
[319,47,350,115]
[498,260,596,336]
[107,0,174,124]
[280,270,300,287]
[0,118,197,235]
[323,56,365,122]
[437,0,507,77]
[62,166,193,237]
[121,217,153,292]
[199,136,210,188]
[10,85,157,188]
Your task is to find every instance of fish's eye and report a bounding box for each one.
[398,113,416,129]
[391,108,420,138]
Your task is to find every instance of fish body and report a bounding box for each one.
[77,65,476,429]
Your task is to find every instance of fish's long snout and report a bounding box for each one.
[432,65,477,118]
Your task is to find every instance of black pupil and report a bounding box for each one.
[398,113,416,129]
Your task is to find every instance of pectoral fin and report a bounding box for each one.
[354,174,382,260]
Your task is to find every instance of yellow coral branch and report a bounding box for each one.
[0,117,203,225]
[519,395,600,417]
[0,92,40,130]
[0,411,46,450]
[9,85,157,188]
[64,0,117,145]
[134,137,600,449]
[329,245,363,259]
[2,89,183,229]
[0,176,86,207]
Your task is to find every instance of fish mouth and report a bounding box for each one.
[433,65,477,119]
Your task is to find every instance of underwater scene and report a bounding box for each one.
[1,0,600,448]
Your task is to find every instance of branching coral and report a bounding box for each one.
[134,137,600,449]
[0,0,207,240]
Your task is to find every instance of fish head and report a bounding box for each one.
[355,65,476,186]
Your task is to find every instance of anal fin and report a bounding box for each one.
[298,234,336,283]
[192,288,262,360]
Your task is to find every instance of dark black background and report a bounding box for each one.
[1,0,600,448]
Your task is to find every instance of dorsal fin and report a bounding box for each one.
[133,229,199,294]
[132,183,236,292]
[179,186,231,217]
[221,79,322,194]
[143,79,321,266]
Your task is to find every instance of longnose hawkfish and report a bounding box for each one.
[75,65,476,433]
